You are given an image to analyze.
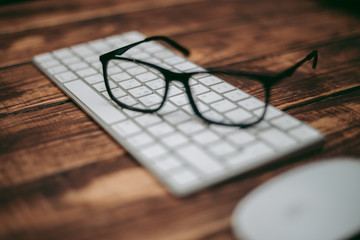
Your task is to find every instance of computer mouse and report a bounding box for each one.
[231,157,360,240]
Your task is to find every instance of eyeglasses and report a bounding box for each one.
[100,36,318,128]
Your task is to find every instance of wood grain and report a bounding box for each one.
[0,0,335,68]
[0,0,208,34]
[1,0,360,239]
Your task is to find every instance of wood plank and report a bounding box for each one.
[1,0,360,239]
[0,0,320,35]
[0,0,346,68]
[181,11,360,67]
[0,50,360,239]
[288,89,360,157]
[0,0,207,34]
[0,102,134,188]
[0,64,67,115]
[219,36,360,110]
[0,89,358,240]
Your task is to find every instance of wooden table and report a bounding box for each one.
[1,0,359,239]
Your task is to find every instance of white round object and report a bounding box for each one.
[232,158,360,240]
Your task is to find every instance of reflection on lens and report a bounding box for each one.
[107,59,166,110]
[189,73,266,125]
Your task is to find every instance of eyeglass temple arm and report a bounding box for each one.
[147,36,190,56]
[274,50,318,83]
[102,36,190,59]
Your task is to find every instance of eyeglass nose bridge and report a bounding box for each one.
[165,71,192,84]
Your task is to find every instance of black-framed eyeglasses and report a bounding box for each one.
[100,36,318,128]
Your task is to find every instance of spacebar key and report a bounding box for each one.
[64,80,126,124]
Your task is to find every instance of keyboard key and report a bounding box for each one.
[140,144,168,159]
[89,40,112,52]
[84,55,99,63]
[210,125,235,135]
[154,156,182,171]
[184,101,209,113]
[271,115,301,131]
[92,82,107,92]
[118,95,137,106]
[110,88,127,98]
[92,62,103,70]
[34,53,54,63]
[112,119,141,136]
[55,71,78,83]
[158,102,177,114]
[111,72,132,82]
[198,76,221,86]
[164,56,185,65]
[53,49,73,59]
[136,72,158,82]
[166,85,183,97]
[177,145,224,175]
[128,132,154,147]
[146,79,166,89]
[41,59,60,68]
[202,110,224,122]
[174,62,198,71]
[258,128,297,150]
[71,44,95,57]
[225,108,253,123]
[224,89,249,101]
[208,142,236,156]
[135,114,162,127]
[124,31,145,41]
[139,94,163,106]
[48,65,67,74]
[163,110,191,124]
[148,122,175,136]
[119,79,141,89]
[127,65,147,75]
[64,80,126,124]
[197,92,223,104]
[238,97,264,111]
[107,66,122,75]
[161,132,189,147]
[128,86,152,98]
[132,52,151,60]
[177,121,205,134]
[69,62,89,71]
[192,130,220,145]
[154,51,175,59]
[122,108,143,118]
[62,56,82,65]
[226,131,256,146]
[226,142,274,167]
[76,67,98,78]
[211,99,237,113]
[169,93,189,106]
[171,169,199,186]
[254,105,282,120]
[142,43,164,53]
[211,82,235,93]
[191,83,209,95]
[289,125,322,142]
[84,74,103,84]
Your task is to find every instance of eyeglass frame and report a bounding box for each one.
[100,36,318,128]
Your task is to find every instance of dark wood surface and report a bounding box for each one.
[1,0,359,239]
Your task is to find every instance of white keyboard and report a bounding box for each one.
[33,31,323,196]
